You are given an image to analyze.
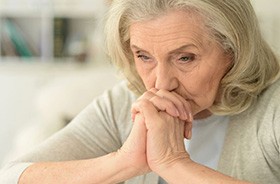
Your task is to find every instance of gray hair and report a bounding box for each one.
[105,0,280,115]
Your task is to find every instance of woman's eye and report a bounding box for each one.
[137,55,151,62]
[179,54,195,63]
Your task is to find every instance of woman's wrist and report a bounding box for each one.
[114,150,150,178]
[151,151,191,176]
[154,156,195,184]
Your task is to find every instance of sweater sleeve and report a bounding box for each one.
[0,81,136,183]
[0,162,33,184]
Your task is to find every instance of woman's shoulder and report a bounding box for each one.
[234,78,280,141]
[229,78,280,131]
[98,80,138,108]
[109,80,137,98]
[239,78,280,118]
[220,80,280,180]
[91,80,137,122]
[73,80,137,127]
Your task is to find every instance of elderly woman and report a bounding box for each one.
[1,0,280,183]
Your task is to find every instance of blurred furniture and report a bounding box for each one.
[0,0,108,63]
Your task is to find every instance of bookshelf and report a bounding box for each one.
[0,1,108,63]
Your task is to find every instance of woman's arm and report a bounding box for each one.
[19,153,131,184]
[0,82,145,183]
[157,158,252,184]
[19,152,136,184]
[19,114,149,184]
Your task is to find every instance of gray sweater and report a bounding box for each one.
[0,80,280,184]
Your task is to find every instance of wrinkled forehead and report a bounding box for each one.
[127,8,213,39]
[129,10,213,50]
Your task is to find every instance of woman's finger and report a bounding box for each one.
[184,121,192,139]
[170,92,193,122]
[131,89,179,121]
[131,90,157,121]
[131,97,179,122]
[131,89,193,123]
[149,95,180,117]
[155,89,192,122]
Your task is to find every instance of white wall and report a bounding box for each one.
[252,0,280,55]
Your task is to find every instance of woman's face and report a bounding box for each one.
[130,10,231,115]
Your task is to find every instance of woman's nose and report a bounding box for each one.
[155,63,179,91]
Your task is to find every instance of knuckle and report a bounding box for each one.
[139,99,151,107]
[139,90,155,100]
[156,89,168,96]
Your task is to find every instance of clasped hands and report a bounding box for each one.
[118,88,193,176]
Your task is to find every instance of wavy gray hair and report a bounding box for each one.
[105,0,280,115]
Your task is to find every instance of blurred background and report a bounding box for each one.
[0,0,120,166]
[0,0,279,166]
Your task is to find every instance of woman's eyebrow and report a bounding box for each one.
[130,45,150,53]
[168,44,198,55]
[130,44,198,55]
